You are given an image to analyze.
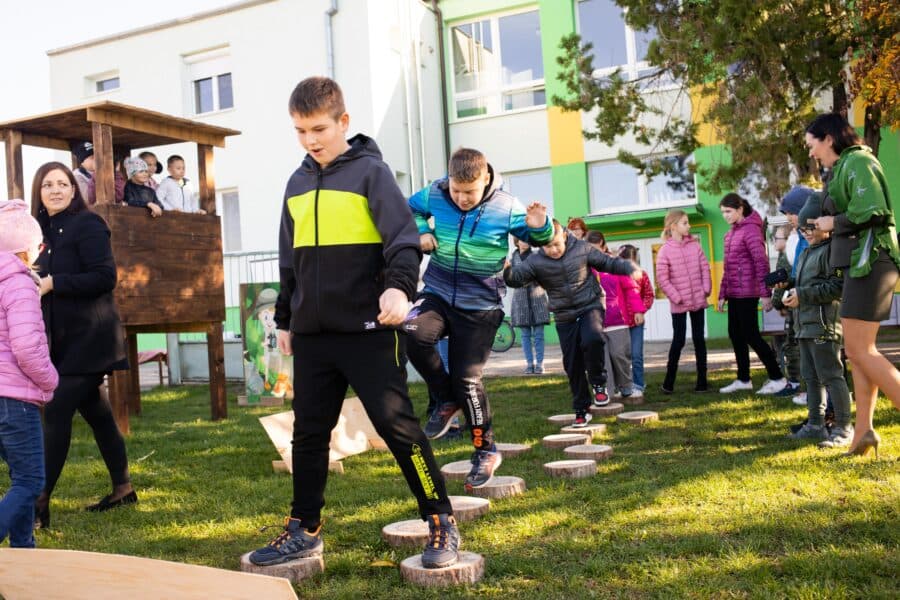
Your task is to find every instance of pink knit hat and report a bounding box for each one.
[0,199,43,255]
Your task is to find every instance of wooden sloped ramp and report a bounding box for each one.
[0,548,298,600]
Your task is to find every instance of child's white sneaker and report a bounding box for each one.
[629,389,644,399]
[756,378,788,395]
[719,379,753,394]
[792,392,808,406]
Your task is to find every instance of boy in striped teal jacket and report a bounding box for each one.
[404,148,553,491]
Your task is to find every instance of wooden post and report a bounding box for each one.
[207,321,227,420]
[4,129,24,200]
[107,370,131,436]
[126,333,141,416]
[197,144,216,215]
[91,122,115,205]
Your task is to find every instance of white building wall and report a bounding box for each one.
[448,108,550,175]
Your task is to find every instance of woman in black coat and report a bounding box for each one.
[30,162,137,528]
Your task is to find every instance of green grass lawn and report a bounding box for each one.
[10,369,900,599]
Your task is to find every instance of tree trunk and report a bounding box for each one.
[864,104,882,156]
[832,83,849,119]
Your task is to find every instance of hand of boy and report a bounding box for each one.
[277,329,293,356]
[782,289,799,308]
[377,288,409,325]
[808,216,834,232]
[525,202,548,229]
[148,203,163,218]
[420,233,438,253]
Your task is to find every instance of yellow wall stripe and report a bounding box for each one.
[689,84,724,147]
[287,189,383,247]
[547,106,585,166]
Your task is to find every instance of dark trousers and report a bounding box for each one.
[43,374,130,497]
[405,294,502,450]
[799,339,852,427]
[556,308,607,413]
[290,330,451,525]
[664,309,708,390]
[772,311,802,383]
[727,297,784,382]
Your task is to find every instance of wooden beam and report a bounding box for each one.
[126,334,141,416]
[107,370,130,436]
[92,122,115,205]
[86,107,226,148]
[197,144,216,215]
[207,322,227,421]
[4,130,24,200]
[21,132,71,151]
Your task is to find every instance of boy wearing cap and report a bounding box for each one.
[123,157,163,217]
[71,141,96,205]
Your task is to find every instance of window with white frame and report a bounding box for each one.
[86,71,120,95]
[588,157,693,213]
[450,8,545,119]
[185,48,234,115]
[504,169,554,217]
[577,0,657,80]
[218,189,242,252]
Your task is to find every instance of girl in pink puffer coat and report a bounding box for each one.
[656,209,711,393]
[0,199,58,548]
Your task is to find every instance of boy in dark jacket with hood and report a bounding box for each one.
[247,77,458,570]
[781,194,851,447]
[504,221,638,426]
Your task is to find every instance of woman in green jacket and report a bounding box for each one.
[805,113,900,457]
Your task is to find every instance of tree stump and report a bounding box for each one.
[542,433,591,449]
[448,495,490,522]
[546,414,576,425]
[400,551,485,587]
[468,476,526,499]
[440,460,472,481]
[559,423,606,439]
[617,410,659,425]
[590,402,624,417]
[381,519,430,548]
[239,552,323,582]
[543,459,597,479]
[495,442,531,457]
[564,444,613,461]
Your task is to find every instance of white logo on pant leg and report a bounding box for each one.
[466,382,484,425]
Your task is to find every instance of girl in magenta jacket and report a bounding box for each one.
[656,209,711,393]
[717,194,786,395]
[0,200,58,548]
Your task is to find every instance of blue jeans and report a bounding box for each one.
[519,326,545,367]
[629,324,645,391]
[0,397,45,548]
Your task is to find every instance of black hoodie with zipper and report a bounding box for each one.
[274,134,421,334]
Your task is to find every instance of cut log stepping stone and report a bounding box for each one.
[543,459,597,479]
[547,414,576,425]
[381,519,430,547]
[440,460,472,481]
[620,394,645,406]
[559,423,606,438]
[564,444,613,461]
[542,433,591,449]
[468,476,526,499]
[617,410,659,425]
[240,551,324,582]
[448,495,490,522]
[494,442,531,457]
[400,551,485,587]
[590,402,624,417]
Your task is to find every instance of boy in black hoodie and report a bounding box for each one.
[247,77,458,570]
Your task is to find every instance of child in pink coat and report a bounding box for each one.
[0,200,59,548]
[656,209,711,393]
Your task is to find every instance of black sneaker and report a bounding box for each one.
[424,402,463,439]
[789,419,808,434]
[464,448,502,492]
[421,513,460,568]
[591,385,610,407]
[659,385,674,395]
[572,411,592,428]
[248,518,323,566]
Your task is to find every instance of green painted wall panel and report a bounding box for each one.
[551,162,589,223]
[538,0,577,102]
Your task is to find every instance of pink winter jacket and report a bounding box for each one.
[0,253,58,405]
[598,271,644,328]
[656,234,712,314]
[719,211,770,300]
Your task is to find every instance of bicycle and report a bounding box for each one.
[492,318,516,353]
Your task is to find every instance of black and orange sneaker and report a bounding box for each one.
[424,402,463,440]
[248,518,323,566]
[422,513,460,568]
[572,410,592,428]
[464,448,502,491]
[592,385,610,407]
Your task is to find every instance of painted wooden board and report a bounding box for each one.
[590,402,624,416]
[400,551,485,586]
[0,548,297,600]
[259,396,387,471]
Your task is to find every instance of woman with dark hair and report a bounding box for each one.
[585,230,611,254]
[717,193,787,395]
[29,162,137,528]
[805,113,900,456]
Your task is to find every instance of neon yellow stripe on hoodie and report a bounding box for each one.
[288,189,383,247]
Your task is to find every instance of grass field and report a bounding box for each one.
[12,369,900,599]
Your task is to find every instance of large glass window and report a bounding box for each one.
[578,0,657,79]
[450,9,544,119]
[504,169,554,217]
[219,189,242,252]
[185,48,234,115]
[589,157,694,213]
